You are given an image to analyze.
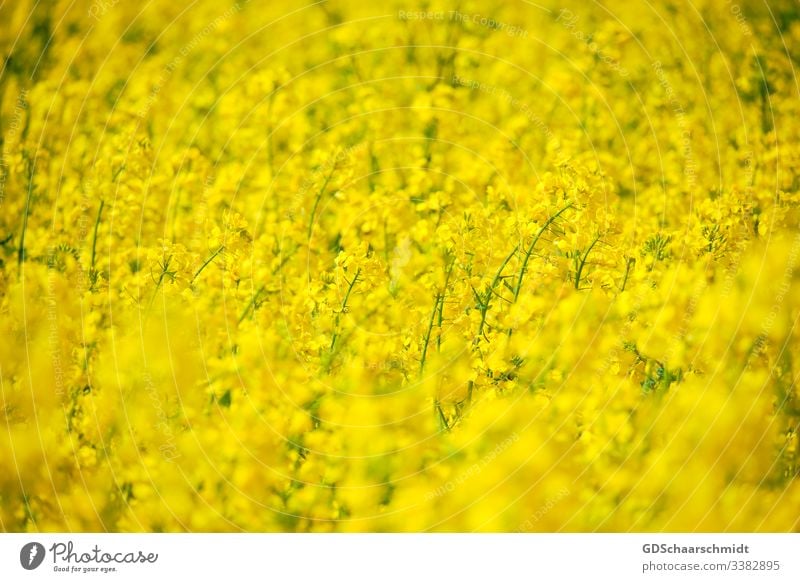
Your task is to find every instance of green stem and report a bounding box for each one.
[619,257,634,292]
[329,267,361,352]
[191,244,224,284]
[436,256,456,351]
[90,200,105,280]
[477,244,518,337]
[435,399,450,431]
[513,203,573,302]
[307,162,338,241]
[436,293,446,351]
[147,255,173,312]
[112,164,126,183]
[17,154,34,271]
[420,293,442,375]
[238,245,298,323]
[239,285,265,324]
[575,234,601,290]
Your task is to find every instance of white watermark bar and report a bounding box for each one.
[1,534,797,580]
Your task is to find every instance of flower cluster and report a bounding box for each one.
[1,0,799,532]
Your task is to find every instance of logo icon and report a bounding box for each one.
[20,542,46,570]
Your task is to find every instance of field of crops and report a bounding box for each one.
[1,0,799,532]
